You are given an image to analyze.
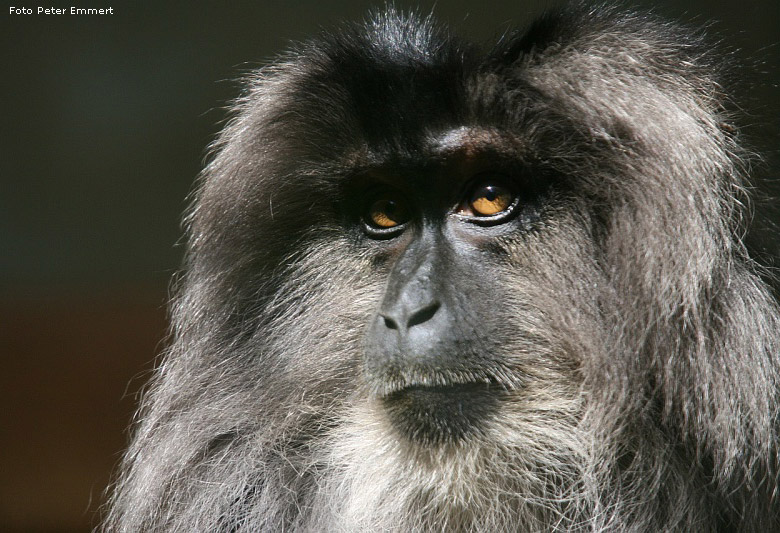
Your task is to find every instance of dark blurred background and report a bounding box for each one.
[1,1,777,531]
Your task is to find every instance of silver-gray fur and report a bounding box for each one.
[104,4,780,531]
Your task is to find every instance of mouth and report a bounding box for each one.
[380,378,504,445]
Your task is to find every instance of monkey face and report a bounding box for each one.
[353,146,584,444]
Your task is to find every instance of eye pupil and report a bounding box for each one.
[383,200,400,218]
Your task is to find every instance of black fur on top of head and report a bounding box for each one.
[104,3,779,531]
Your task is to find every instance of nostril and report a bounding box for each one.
[382,315,399,330]
[407,302,440,329]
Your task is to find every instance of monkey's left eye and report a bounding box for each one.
[458,181,518,222]
[363,195,411,235]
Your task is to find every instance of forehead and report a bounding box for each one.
[284,60,534,164]
[336,127,531,203]
[274,16,528,149]
[248,14,549,195]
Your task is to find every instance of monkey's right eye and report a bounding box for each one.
[363,195,410,234]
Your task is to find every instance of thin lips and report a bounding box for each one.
[370,366,521,398]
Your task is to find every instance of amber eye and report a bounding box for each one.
[468,183,515,217]
[365,196,410,230]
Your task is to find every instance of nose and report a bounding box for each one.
[380,300,440,332]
